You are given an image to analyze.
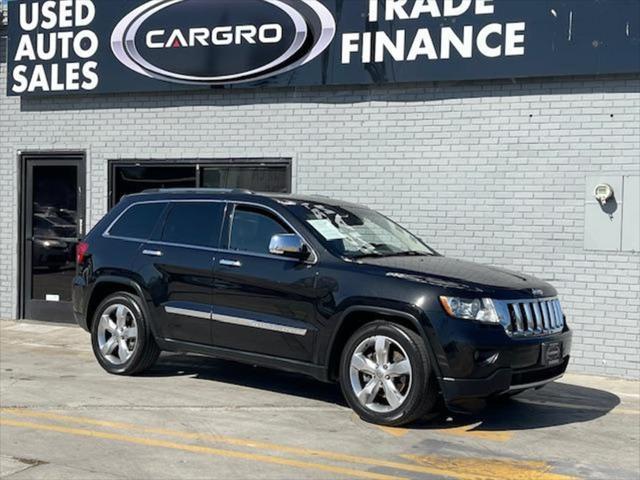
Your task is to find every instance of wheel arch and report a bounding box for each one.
[326,306,442,382]
[86,277,152,334]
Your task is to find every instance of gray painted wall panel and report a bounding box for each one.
[622,176,640,252]
[584,175,624,251]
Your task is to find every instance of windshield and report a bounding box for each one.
[282,200,437,259]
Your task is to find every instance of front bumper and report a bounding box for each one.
[441,357,570,411]
[423,310,572,411]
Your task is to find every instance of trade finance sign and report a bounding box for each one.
[7,0,640,96]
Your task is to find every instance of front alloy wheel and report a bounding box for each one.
[340,321,437,426]
[349,335,412,413]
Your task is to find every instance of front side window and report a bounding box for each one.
[161,202,225,248]
[229,207,290,255]
[283,201,437,259]
[108,203,166,239]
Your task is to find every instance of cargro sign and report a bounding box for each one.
[6,0,640,96]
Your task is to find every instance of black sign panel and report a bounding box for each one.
[6,0,640,96]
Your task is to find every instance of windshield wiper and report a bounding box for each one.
[383,251,432,257]
[349,252,386,259]
[351,250,431,260]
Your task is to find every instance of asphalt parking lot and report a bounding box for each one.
[1,320,639,480]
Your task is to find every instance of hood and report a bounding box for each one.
[358,255,555,297]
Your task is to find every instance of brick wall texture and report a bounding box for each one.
[2,33,639,378]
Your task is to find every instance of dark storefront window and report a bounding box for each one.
[112,165,197,205]
[201,165,289,193]
[110,160,290,207]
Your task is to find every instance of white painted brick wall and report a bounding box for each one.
[1,33,639,378]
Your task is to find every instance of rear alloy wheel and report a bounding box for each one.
[91,292,160,375]
[340,321,437,426]
[97,304,139,365]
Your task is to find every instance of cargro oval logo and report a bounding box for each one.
[111,0,336,85]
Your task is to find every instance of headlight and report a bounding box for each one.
[439,296,500,324]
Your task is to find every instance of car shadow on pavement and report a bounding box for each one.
[144,353,621,430]
[412,381,622,432]
[143,353,348,406]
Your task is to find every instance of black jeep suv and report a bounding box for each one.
[73,189,571,426]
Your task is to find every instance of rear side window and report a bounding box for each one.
[161,202,225,248]
[229,207,290,255]
[108,203,166,239]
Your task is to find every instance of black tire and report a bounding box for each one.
[339,321,438,426]
[91,292,160,375]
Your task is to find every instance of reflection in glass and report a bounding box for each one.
[202,165,288,193]
[31,165,78,302]
[113,166,197,204]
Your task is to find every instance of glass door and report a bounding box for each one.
[21,155,85,323]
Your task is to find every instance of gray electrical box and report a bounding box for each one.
[622,175,640,252]
[585,176,623,251]
[585,175,639,252]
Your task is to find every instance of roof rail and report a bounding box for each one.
[140,188,254,195]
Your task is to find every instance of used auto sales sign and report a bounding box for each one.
[6,0,640,96]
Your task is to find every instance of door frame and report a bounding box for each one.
[18,151,86,322]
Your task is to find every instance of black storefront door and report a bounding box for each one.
[21,154,85,323]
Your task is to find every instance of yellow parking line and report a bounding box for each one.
[0,418,404,480]
[1,408,452,477]
[376,420,512,442]
[0,408,572,480]
[403,455,578,480]
[376,426,410,437]
[436,423,513,442]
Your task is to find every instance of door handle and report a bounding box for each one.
[219,259,242,268]
[142,249,163,257]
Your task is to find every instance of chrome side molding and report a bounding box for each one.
[163,306,307,336]
[165,306,211,320]
[213,313,307,336]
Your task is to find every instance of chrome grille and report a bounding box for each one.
[496,298,564,337]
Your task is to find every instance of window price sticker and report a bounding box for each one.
[307,219,346,241]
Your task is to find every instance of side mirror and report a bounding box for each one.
[269,234,309,260]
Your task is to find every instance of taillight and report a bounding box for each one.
[76,241,89,265]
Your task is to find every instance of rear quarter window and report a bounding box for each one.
[107,202,166,240]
